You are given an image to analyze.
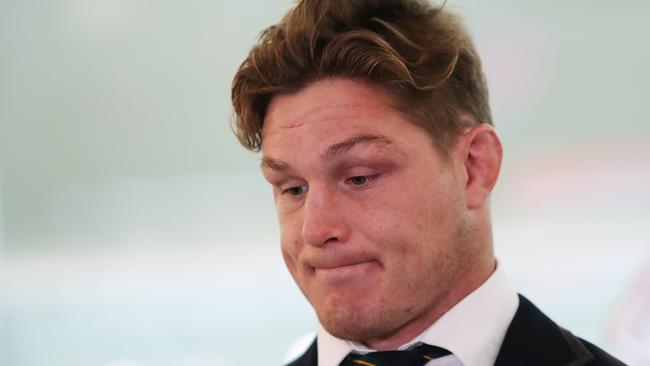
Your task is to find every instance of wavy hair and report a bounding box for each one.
[231,0,492,155]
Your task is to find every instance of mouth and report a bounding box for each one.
[315,260,373,270]
[310,259,378,282]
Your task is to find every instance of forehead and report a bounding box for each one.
[259,77,446,177]
[262,78,401,141]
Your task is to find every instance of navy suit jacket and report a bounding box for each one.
[286,295,625,366]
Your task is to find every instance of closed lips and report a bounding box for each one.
[308,256,374,269]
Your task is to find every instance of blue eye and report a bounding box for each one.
[283,185,307,196]
[346,175,376,186]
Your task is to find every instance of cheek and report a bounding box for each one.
[360,187,429,236]
[280,243,298,277]
[360,178,459,259]
[278,214,303,269]
[353,198,426,266]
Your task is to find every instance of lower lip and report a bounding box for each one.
[314,261,377,282]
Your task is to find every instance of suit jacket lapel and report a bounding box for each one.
[494,295,594,366]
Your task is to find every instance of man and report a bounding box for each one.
[230,0,624,365]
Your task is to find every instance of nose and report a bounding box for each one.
[301,185,348,247]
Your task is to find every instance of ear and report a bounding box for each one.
[454,123,503,209]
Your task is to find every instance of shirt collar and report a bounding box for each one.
[316,261,519,366]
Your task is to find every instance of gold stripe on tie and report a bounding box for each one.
[423,355,434,360]
[351,360,377,366]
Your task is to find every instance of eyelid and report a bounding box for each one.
[343,164,380,176]
[279,183,308,197]
[345,173,380,186]
[267,175,303,191]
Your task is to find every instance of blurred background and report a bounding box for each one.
[1,0,649,365]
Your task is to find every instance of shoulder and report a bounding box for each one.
[285,339,318,366]
[580,338,627,366]
[495,294,625,366]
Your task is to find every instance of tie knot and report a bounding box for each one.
[340,343,451,366]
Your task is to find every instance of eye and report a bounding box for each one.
[346,175,376,186]
[282,185,308,197]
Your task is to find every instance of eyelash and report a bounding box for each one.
[280,174,379,197]
[345,174,378,186]
[282,185,307,197]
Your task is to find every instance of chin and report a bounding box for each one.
[315,295,406,342]
[320,310,387,342]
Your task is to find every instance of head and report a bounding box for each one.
[231,0,502,350]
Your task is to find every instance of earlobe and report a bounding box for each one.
[459,124,503,209]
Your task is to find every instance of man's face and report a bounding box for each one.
[261,78,475,345]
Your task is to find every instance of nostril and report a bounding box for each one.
[324,237,338,244]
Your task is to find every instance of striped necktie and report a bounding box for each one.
[339,343,451,366]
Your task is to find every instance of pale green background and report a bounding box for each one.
[1,0,649,365]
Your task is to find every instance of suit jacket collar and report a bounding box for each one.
[286,338,317,366]
[493,294,594,366]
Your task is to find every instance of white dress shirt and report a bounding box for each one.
[316,263,519,366]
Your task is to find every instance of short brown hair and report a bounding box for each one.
[231,0,492,155]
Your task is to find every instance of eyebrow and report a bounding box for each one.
[261,156,290,172]
[321,133,394,161]
[261,133,395,172]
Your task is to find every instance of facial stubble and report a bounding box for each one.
[316,203,472,344]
